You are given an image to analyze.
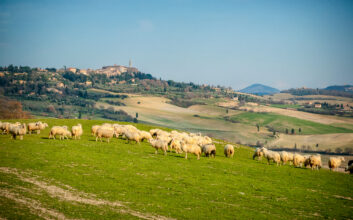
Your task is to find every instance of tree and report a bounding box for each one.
[273,131,276,136]
[299,128,302,133]
[256,124,260,132]
[133,118,138,123]
[136,112,138,118]
[316,143,319,149]
[226,109,229,114]
[291,128,295,135]
[294,143,297,150]
[285,128,289,134]
[78,111,82,119]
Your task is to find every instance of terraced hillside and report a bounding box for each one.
[0,119,352,219]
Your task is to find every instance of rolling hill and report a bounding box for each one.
[239,84,280,95]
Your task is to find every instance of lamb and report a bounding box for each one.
[95,127,115,143]
[49,126,71,140]
[328,157,345,171]
[71,124,83,140]
[9,123,27,140]
[293,153,306,167]
[149,139,168,155]
[262,148,281,165]
[224,144,234,158]
[202,144,216,158]
[253,147,264,160]
[180,142,201,160]
[308,154,322,170]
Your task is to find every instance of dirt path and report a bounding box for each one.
[0,167,174,220]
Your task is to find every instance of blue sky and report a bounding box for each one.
[0,0,352,90]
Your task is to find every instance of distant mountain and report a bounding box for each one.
[239,84,280,95]
[324,85,353,93]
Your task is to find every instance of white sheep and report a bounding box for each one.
[95,127,115,143]
[328,157,345,171]
[224,144,234,158]
[49,126,71,140]
[91,125,101,136]
[262,148,281,165]
[253,147,264,160]
[9,123,26,140]
[280,151,291,165]
[71,124,83,140]
[149,139,168,155]
[139,130,152,142]
[180,142,201,160]
[202,144,216,158]
[293,153,306,167]
[124,130,143,144]
[170,139,183,153]
[308,154,322,170]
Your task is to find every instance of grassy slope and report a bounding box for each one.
[0,119,352,219]
[228,112,353,135]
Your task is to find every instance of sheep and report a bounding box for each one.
[180,142,201,160]
[95,127,115,143]
[9,123,26,140]
[27,121,48,134]
[224,144,234,158]
[348,160,353,167]
[280,151,291,165]
[139,130,152,142]
[345,164,353,174]
[286,152,294,165]
[202,144,216,158]
[0,122,9,134]
[49,126,71,140]
[71,124,83,140]
[3,122,20,134]
[262,148,281,165]
[253,147,264,160]
[293,153,306,167]
[91,125,101,136]
[124,130,143,144]
[328,157,345,171]
[308,154,322,170]
[170,139,183,153]
[149,139,168,155]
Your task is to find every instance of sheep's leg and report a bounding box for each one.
[185,152,188,159]
[107,138,110,143]
[20,135,23,140]
[164,150,167,156]
[95,136,98,142]
[155,149,158,154]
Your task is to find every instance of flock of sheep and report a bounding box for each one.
[1,120,352,173]
[89,122,236,160]
[253,147,353,173]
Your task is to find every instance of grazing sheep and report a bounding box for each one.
[49,126,71,140]
[348,160,353,167]
[149,139,168,155]
[224,144,234,158]
[253,147,264,160]
[180,142,201,160]
[303,156,311,168]
[91,125,101,136]
[71,124,83,140]
[170,139,183,153]
[293,153,306,167]
[139,131,152,142]
[262,148,281,165]
[286,152,294,165]
[202,144,216,158]
[28,121,49,134]
[0,122,10,134]
[95,127,115,143]
[124,131,142,144]
[328,157,345,171]
[308,154,322,170]
[9,123,27,140]
[280,151,291,165]
[345,164,353,174]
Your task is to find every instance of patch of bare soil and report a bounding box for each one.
[0,167,174,220]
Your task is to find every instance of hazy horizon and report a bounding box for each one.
[0,0,352,90]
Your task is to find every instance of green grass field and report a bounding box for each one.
[227,112,353,135]
[0,119,352,219]
[270,104,302,109]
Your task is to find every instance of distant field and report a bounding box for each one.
[227,112,353,135]
[270,104,302,109]
[0,119,352,219]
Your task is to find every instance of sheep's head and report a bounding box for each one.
[340,157,345,162]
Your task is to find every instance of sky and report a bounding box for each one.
[0,0,352,90]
